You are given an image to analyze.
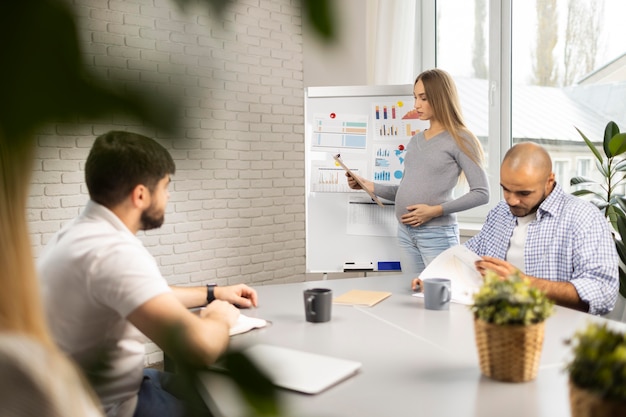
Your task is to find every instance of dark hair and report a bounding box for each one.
[85,131,175,208]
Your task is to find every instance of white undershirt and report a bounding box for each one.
[506,212,537,273]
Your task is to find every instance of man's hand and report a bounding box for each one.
[200,300,240,327]
[475,256,520,278]
[214,284,258,308]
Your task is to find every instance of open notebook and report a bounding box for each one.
[242,344,362,394]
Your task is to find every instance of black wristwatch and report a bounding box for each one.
[206,284,217,304]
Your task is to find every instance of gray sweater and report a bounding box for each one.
[374,130,489,226]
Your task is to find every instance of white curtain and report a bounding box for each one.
[366,0,419,85]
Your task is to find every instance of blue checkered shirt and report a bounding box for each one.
[465,183,618,315]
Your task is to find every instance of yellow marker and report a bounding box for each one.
[397,101,404,107]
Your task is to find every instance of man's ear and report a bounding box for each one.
[130,184,150,209]
[546,172,556,190]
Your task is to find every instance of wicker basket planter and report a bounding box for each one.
[569,379,626,417]
[473,318,545,382]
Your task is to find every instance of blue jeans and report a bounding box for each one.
[397,223,459,274]
[134,368,211,417]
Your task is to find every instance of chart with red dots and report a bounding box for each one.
[370,101,426,185]
[304,85,427,272]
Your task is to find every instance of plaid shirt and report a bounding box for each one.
[465,183,618,315]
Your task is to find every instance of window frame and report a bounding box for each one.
[419,0,512,223]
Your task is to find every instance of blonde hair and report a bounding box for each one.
[0,135,103,416]
[0,136,54,347]
[415,69,484,167]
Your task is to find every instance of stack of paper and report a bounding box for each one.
[413,245,483,305]
[229,314,268,336]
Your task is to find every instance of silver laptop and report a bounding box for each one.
[243,344,362,394]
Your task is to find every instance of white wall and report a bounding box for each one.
[28,0,307,294]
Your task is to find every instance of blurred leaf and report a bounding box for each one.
[175,0,230,13]
[221,350,281,416]
[0,1,180,140]
[566,322,626,402]
[301,0,335,41]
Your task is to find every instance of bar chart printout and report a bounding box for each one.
[312,113,368,150]
[310,161,366,193]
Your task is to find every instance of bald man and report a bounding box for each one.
[465,142,618,315]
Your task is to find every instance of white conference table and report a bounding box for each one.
[200,274,625,417]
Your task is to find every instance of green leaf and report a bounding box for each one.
[570,176,598,186]
[614,159,626,172]
[599,159,611,177]
[604,121,621,155]
[470,271,554,325]
[576,126,603,162]
[608,133,626,157]
[616,196,626,213]
[607,205,621,227]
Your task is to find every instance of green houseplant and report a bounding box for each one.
[470,271,554,382]
[570,121,626,297]
[566,322,626,416]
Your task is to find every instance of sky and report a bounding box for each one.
[437,0,625,84]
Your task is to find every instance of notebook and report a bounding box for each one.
[242,344,362,394]
[333,289,392,307]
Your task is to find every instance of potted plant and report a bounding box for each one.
[470,270,555,382]
[570,121,626,299]
[566,322,626,417]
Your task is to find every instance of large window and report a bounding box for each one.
[433,0,626,219]
[371,1,626,221]
[435,0,493,222]
[510,0,626,195]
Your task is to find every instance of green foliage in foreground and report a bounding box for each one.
[566,322,626,402]
[470,271,554,325]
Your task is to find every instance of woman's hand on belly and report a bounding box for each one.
[400,204,443,227]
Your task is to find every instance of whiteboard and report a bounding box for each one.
[304,85,429,272]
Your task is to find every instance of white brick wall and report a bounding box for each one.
[27,0,306,363]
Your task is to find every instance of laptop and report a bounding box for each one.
[242,344,362,394]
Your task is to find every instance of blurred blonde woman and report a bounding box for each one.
[347,68,489,274]
[0,138,103,417]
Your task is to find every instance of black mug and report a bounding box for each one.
[303,288,332,323]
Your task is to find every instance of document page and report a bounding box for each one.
[413,245,483,305]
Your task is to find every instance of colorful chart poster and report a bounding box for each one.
[372,101,425,140]
[372,144,406,184]
[311,113,368,150]
[370,101,428,185]
[310,160,368,193]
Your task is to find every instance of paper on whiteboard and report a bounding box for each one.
[414,245,483,305]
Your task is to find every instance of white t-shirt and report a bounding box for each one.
[505,211,537,272]
[37,201,171,417]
